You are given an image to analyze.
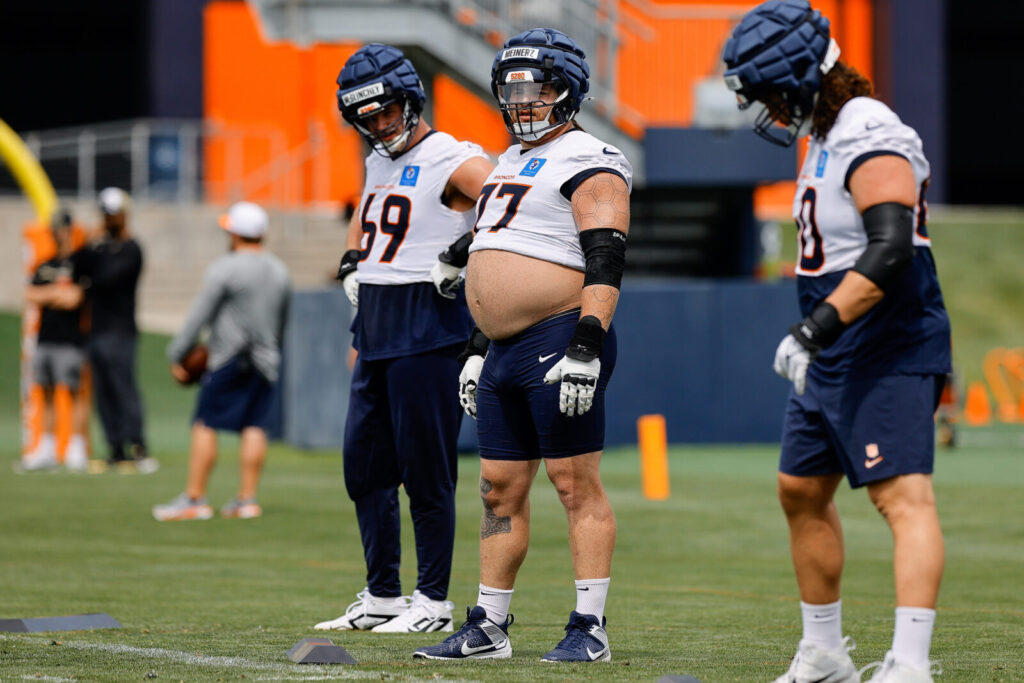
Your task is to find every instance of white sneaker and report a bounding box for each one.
[64,435,88,472]
[860,650,941,682]
[313,589,411,631]
[371,589,455,633]
[773,637,859,683]
[20,435,59,471]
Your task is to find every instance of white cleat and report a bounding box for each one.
[64,435,89,473]
[772,636,859,683]
[860,650,941,683]
[17,435,59,472]
[313,589,411,631]
[372,589,455,633]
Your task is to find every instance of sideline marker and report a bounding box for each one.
[963,381,991,426]
[638,414,670,500]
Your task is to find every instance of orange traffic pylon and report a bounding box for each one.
[963,381,992,427]
[637,414,670,500]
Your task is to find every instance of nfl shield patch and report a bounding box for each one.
[400,165,420,186]
[520,158,547,177]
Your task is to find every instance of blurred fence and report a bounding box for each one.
[0,118,330,207]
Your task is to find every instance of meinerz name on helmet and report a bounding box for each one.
[490,28,590,143]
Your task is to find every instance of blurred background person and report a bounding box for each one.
[153,201,291,521]
[20,209,88,472]
[73,187,154,473]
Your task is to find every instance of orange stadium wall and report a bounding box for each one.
[203,0,873,208]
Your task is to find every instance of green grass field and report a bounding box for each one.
[2,440,1023,681]
[1,210,1023,682]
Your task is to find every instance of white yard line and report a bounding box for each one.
[0,634,390,681]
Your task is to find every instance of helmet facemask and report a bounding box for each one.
[345,95,421,159]
[497,68,576,142]
[739,87,816,147]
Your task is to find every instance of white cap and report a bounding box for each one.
[98,187,129,215]
[219,201,268,239]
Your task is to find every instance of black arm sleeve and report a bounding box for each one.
[850,202,915,292]
[438,231,474,268]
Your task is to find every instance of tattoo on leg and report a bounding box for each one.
[480,477,511,539]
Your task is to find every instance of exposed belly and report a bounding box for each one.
[466,249,583,340]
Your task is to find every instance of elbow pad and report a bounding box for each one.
[439,231,474,269]
[579,228,627,289]
[851,202,915,291]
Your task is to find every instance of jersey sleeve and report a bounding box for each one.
[435,136,490,184]
[831,98,929,191]
[559,137,634,201]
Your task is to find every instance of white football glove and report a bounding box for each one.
[773,334,812,395]
[543,356,600,417]
[340,270,359,308]
[459,354,485,418]
[430,261,464,299]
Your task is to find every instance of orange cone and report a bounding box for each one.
[637,414,670,500]
[963,381,992,426]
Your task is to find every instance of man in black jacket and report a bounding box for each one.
[75,187,156,473]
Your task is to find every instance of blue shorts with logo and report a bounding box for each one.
[476,310,617,461]
[780,373,945,488]
[193,356,274,432]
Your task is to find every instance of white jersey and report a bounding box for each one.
[357,131,488,285]
[793,97,931,277]
[469,129,633,270]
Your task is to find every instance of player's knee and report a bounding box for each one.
[777,474,832,515]
[479,475,523,515]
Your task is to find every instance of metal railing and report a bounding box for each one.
[2,119,328,208]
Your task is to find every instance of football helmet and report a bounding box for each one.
[722,0,840,146]
[336,43,426,158]
[490,28,589,142]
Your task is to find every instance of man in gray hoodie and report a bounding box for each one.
[153,202,291,521]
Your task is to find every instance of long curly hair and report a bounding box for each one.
[811,61,873,138]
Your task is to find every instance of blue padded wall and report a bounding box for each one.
[283,280,799,451]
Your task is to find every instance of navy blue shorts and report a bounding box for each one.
[780,373,945,488]
[193,356,274,432]
[476,310,617,461]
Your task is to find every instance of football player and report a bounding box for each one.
[313,44,494,634]
[722,2,951,682]
[414,28,630,662]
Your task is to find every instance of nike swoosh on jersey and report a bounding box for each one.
[865,456,884,469]
[602,147,619,155]
[865,121,883,130]
[538,353,557,363]
[461,640,502,656]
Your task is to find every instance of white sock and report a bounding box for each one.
[575,578,610,621]
[477,584,513,624]
[800,599,844,649]
[892,606,935,670]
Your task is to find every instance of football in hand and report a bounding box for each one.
[177,344,208,385]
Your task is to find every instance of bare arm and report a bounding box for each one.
[345,202,364,252]
[824,154,917,324]
[571,172,630,329]
[445,156,495,212]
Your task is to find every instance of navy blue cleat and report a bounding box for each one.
[412,606,513,660]
[541,611,611,662]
